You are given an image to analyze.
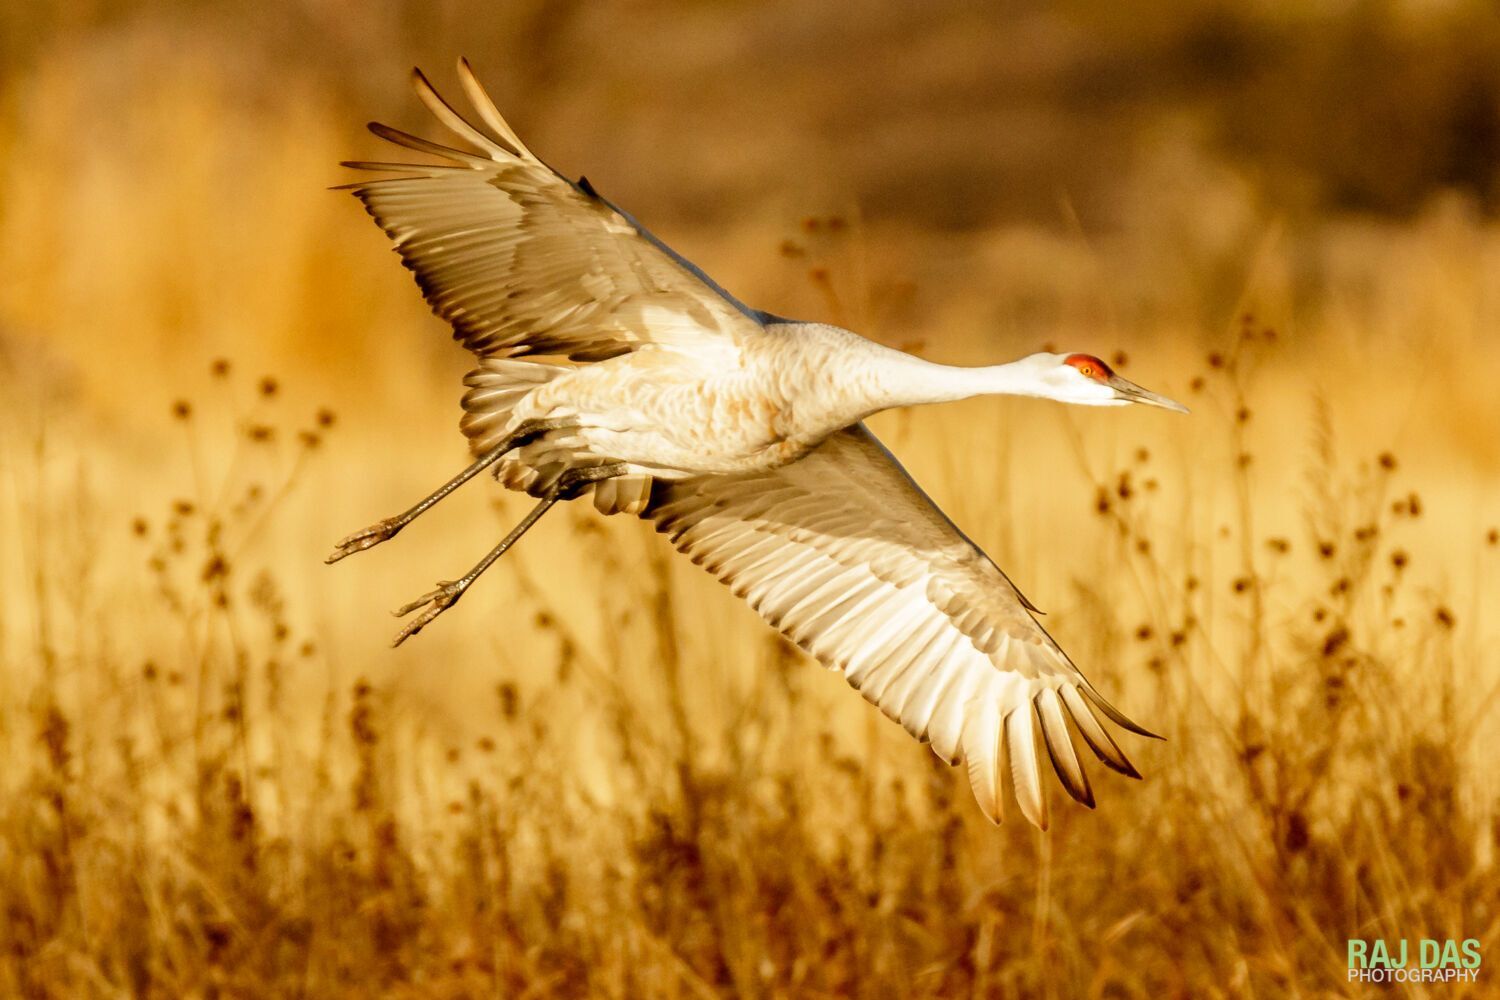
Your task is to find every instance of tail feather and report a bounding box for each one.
[460,358,651,514]
[460,358,566,455]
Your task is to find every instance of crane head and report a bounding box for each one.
[1029,353,1189,413]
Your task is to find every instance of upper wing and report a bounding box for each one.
[341,60,765,362]
[648,424,1157,826]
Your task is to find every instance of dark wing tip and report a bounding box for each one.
[1101,756,1144,780]
[410,65,439,96]
[1083,685,1164,741]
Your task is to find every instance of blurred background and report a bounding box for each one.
[2,1,1499,996]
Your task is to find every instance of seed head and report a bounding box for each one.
[210,358,231,378]
[498,682,519,720]
[201,554,228,583]
[258,376,279,398]
[171,400,192,421]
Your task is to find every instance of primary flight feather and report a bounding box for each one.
[329,60,1188,826]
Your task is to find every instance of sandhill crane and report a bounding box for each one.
[328,61,1188,826]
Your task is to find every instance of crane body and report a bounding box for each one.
[328,61,1188,826]
[465,323,1112,483]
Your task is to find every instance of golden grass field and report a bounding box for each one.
[2,3,1499,997]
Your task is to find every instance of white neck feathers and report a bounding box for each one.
[873,354,1054,409]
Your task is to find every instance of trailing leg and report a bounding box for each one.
[325,417,576,564]
[389,462,628,646]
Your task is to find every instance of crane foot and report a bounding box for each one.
[326,517,402,564]
[391,579,466,646]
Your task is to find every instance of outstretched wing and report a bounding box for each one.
[648,424,1157,826]
[341,60,765,362]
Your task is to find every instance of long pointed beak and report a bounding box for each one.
[1107,374,1190,414]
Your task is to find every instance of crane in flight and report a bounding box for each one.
[328,61,1188,826]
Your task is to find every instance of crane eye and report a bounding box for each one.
[1079,366,1093,378]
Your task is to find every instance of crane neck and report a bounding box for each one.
[874,354,1054,409]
